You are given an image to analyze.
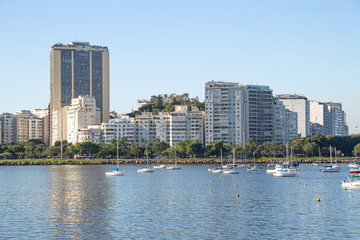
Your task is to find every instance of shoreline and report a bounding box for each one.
[0,158,357,166]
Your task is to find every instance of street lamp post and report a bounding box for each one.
[60,100,65,160]
[242,99,247,160]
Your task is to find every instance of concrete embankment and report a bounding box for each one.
[0,158,356,166]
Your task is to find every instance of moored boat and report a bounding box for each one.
[349,168,360,174]
[223,148,240,174]
[342,175,360,189]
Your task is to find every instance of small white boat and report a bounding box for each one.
[166,165,181,170]
[138,146,155,173]
[342,176,360,189]
[238,164,249,168]
[273,168,298,177]
[105,134,125,176]
[106,168,126,176]
[247,155,260,171]
[322,165,341,172]
[266,164,282,174]
[210,168,224,173]
[153,164,166,169]
[321,146,340,172]
[208,149,224,173]
[223,149,240,174]
[137,167,155,173]
[348,163,360,168]
[166,148,181,170]
[273,144,297,177]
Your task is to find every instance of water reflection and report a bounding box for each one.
[48,166,112,239]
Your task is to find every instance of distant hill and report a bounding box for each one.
[128,93,204,117]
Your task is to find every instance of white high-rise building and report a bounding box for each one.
[275,94,310,138]
[33,108,50,146]
[205,81,274,146]
[328,102,347,136]
[285,110,299,141]
[273,99,298,143]
[167,106,204,147]
[67,96,100,144]
[135,112,156,144]
[309,100,348,136]
[309,100,329,136]
[0,113,17,144]
[14,110,43,143]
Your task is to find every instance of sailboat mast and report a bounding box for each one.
[233,148,235,167]
[220,148,223,167]
[330,145,332,164]
[116,125,119,168]
[290,145,293,166]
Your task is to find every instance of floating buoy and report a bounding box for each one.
[209,189,212,192]
[317,198,321,202]
[219,177,221,179]
[344,187,347,191]
[234,185,237,188]
[236,193,239,198]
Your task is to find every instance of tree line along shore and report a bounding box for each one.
[0,157,358,166]
[1,134,360,162]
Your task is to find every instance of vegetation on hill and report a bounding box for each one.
[128,93,205,117]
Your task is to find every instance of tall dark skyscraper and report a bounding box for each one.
[50,41,109,145]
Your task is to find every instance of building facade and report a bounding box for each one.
[205,81,274,146]
[33,108,50,146]
[50,41,109,145]
[309,100,348,136]
[0,113,17,144]
[102,116,136,144]
[67,96,101,144]
[275,94,310,138]
[15,110,43,143]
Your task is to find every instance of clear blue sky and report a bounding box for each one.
[0,0,359,133]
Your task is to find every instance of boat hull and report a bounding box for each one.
[342,181,360,189]
[137,168,155,173]
[166,166,181,170]
[223,170,240,174]
[105,171,125,176]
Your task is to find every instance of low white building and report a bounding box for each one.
[67,96,101,144]
[77,125,102,143]
[102,116,136,144]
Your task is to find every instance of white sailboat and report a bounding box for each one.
[208,149,224,173]
[105,129,126,176]
[166,148,181,170]
[247,154,260,171]
[223,148,240,174]
[273,144,297,177]
[153,164,166,169]
[137,146,155,173]
[321,146,341,172]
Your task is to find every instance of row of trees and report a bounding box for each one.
[1,134,360,160]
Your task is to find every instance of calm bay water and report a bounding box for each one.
[1,163,360,239]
